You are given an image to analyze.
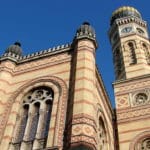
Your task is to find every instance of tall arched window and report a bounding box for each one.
[114,48,123,78]
[142,43,150,64]
[12,105,29,149]
[128,42,137,64]
[98,117,107,150]
[11,86,54,150]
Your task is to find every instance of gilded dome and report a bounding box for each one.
[5,42,22,56]
[110,6,141,25]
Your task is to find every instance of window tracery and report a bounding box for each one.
[11,86,54,150]
[23,87,53,104]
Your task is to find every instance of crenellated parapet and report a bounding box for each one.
[0,43,71,63]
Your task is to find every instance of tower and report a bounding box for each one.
[109,6,150,149]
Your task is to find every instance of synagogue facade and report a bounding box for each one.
[0,6,150,150]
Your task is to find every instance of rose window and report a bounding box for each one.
[134,93,148,105]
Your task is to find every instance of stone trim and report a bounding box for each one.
[117,106,150,123]
[119,127,150,135]
[129,130,150,150]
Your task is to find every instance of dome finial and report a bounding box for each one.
[14,41,21,47]
[110,6,142,25]
[82,22,90,25]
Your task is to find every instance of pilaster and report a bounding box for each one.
[0,60,15,145]
[70,38,97,149]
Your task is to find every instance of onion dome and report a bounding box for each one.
[110,6,142,25]
[75,22,96,40]
[5,41,22,56]
[74,22,97,47]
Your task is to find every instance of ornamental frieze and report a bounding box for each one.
[72,124,95,137]
[14,53,71,72]
[117,106,150,122]
[130,89,150,107]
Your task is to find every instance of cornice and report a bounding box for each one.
[109,16,147,38]
[0,43,72,64]
[113,74,150,86]
[115,16,147,27]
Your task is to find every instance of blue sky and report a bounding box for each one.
[0,1,149,107]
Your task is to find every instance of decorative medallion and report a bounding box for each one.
[131,89,150,106]
[135,93,148,104]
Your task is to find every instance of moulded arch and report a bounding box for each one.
[124,40,137,51]
[129,130,150,150]
[32,100,42,106]
[141,42,150,64]
[45,99,53,104]
[96,104,110,150]
[23,102,31,107]
[23,104,30,109]
[96,104,109,135]
[142,42,148,48]
[140,40,149,48]
[124,40,137,64]
[0,75,68,148]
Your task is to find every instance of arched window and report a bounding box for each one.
[142,43,150,64]
[11,86,54,150]
[98,117,107,150]
[12,105,29,149]
[128,42,137,64]
[114,48,123,78]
